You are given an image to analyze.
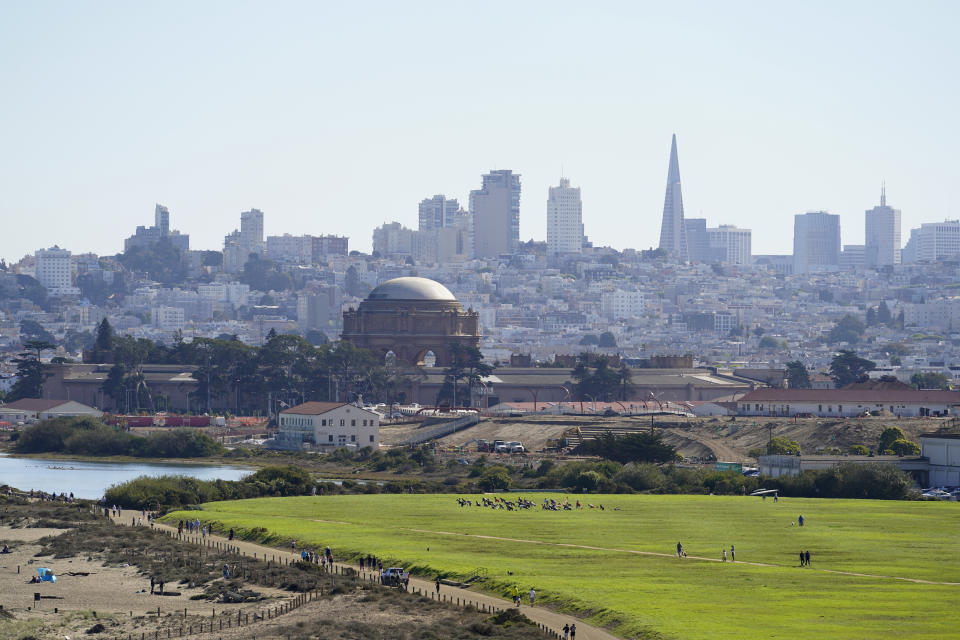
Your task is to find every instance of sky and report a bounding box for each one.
[2,1,958,262]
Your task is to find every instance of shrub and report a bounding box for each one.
[849,444,869,455]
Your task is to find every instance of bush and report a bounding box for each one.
[849,444,870,455]
[577,431,677,463]
[889,438,920,456]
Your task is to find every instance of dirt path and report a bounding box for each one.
[112,514,618,640]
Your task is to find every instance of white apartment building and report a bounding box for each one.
[903,300,960,332]
[418,195,461,231]
[706,225,752,265]
[151,306,185,331]
[601,289,646,320]
[277,402,380,450]
[547,177,583,256]
[266,234,313,264]
[34,246,76,294]
[240,209,265,255]
[372,222,415,257]
[902,220,960,263]
[865,188,901,267]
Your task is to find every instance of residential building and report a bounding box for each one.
[312,235,349,258]
[297,287,340,332]
[864,185,901,267]
[372,222,415,257]
[471,169,521,258]
[601,289,646,320]
[546,177,583,257]
[418,195,461,231]
[34,246,77,294]
[793,211,841,274]
[223,209,266,273]
[707,225,752,265]
[902,220,960,263]
[151,306,185,331]
[276,401,380,450]
[266,234,314,264]
[658,134,688,261]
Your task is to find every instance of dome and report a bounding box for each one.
[366,277,457,302]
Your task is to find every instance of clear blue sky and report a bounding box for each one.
[2,1,958,261]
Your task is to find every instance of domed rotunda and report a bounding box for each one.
[341,277,480,367]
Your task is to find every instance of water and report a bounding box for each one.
[0,454,251,499]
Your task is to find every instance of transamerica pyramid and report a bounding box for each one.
[657,134,689,262]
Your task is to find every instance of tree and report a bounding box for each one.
[877,301,892,326]
[19,319,55,344]
[597,331,617,348]
[889,438,920,456]
[785,361,811,389]
[758,336,780,350]
[8,340,55,401]
[579,334,600,346]
[766,437,801,455]
[344,265,362,297]
[829,350,875,387]
[438,343,494,407]
[580,431,677,463]
[91,318,115,362]
[117,236,187,284]
[879,426,906,453]
[849,444,870,455]
[910,372,951,390]
[865,307,877,327]
[827,314,866,345]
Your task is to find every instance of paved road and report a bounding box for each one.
[111,512,618,640]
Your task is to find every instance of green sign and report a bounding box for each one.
[714,461,743,473]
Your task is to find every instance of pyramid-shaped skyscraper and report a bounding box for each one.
[657,134,688,262]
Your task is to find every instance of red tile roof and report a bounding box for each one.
[738,389,960,404]
[279,402,347,415]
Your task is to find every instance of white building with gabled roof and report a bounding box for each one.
[276,401,380,450]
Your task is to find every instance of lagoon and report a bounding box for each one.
[0,454,251,499]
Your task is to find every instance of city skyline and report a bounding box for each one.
[2,2,958,262]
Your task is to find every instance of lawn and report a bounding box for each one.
[164,494,960,639]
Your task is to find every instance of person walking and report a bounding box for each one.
[799,550,805,567]
[529,587,536,606]
[722,549,727,562]
[435,577,441,594]
[730,545,735,562]
[798,514,804,527]
[150,576,155,594]
[677,541,683,558]
[570,623,576,638]
[805,549,811,566]
[511,584,520,606]
[563,623,570,639]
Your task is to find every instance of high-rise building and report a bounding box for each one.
[546,177,583,257]
[223,209,266,273]
[658,134,688,261]
[707,225,752,265]
[864,185,901,268]
[418,195,461,231]
[902,220,960,263]
[793,211,841,274]
[34,246,74,293]
[471,169,521,258]
[124,203,189,252]
[155,204,170,236]
[240,209,265,255]
[840,244,866,270]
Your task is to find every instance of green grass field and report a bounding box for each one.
[165,494,960,639]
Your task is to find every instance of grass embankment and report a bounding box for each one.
[166,494,960,640]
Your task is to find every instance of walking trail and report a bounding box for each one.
[112,513,617,640]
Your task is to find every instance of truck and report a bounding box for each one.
[380,567,410,590]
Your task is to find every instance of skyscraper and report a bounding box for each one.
[470,169,521,258]
[546,177,583,257]
[240,209,265,256]
[658,134,688,261]
[34,246,73,293]
[707,225,752,265]
[793,211,841,274]
[865,184,901,268]
[154,204,170,236]
[418,195,461,231]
